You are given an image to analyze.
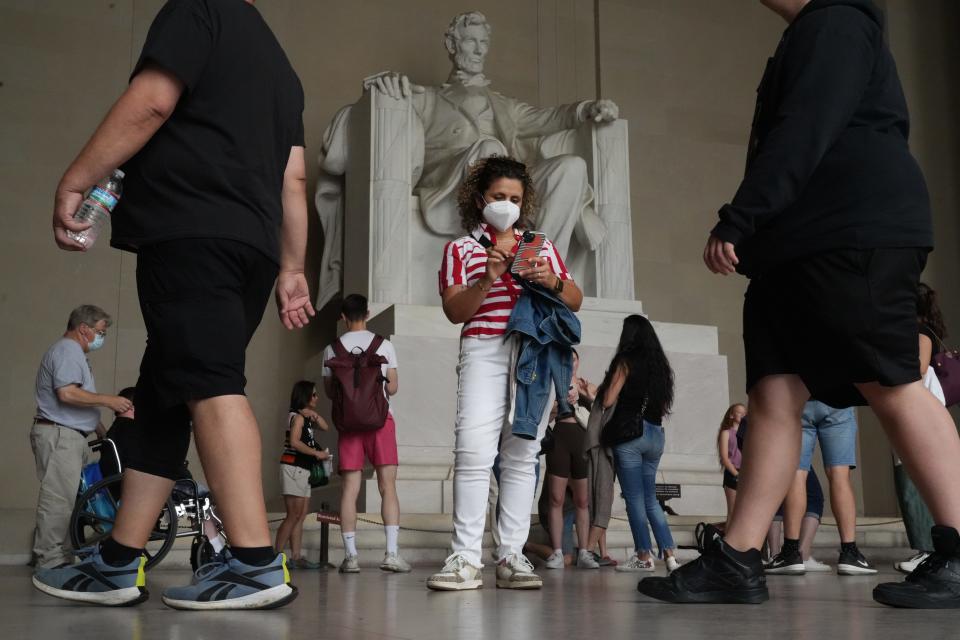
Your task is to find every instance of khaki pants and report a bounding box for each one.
[30,423,89,568]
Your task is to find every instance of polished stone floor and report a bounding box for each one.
[4,560,957,640]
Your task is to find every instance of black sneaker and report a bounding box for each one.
[764,548,805,575]
[637,524,768,604]
[873,526,960,609]
[837,545,877,575]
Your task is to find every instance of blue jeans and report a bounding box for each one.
[613,423,675,556]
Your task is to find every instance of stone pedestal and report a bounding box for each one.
[312,299,730,519]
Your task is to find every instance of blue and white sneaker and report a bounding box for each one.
[161,550,298,610]
[32,549,147,606]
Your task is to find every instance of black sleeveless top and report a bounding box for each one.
[613,366,663,425]
[280,412,318,470]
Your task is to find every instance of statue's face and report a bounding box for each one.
[453,24,490,74]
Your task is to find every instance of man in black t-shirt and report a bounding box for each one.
[638,0,960,610]
[40,0,311,610]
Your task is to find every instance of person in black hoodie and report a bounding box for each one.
[639,0,960,609]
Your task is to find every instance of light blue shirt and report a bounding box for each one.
[34,338,100,432]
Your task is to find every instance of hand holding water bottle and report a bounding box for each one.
[53,188,91,251]
[53,170,124,251]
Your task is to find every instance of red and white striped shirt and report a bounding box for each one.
[438,224,572,339]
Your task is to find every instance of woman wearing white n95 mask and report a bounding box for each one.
[428,156,583,591]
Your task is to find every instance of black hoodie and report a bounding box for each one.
[711,0,933,278]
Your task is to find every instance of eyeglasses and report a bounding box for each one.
[84,324,107,337]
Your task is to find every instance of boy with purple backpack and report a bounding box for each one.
[323,294,410,573]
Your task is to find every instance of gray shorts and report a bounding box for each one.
[280,464,311,498]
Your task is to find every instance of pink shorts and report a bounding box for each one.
[337,413,399,472]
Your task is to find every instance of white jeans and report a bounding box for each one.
[451,336,551,567]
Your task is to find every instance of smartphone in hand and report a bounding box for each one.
[510,231,546,275]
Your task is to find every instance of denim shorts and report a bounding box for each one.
[798,401,858,471]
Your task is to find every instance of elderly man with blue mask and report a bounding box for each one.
[31,304,132,570]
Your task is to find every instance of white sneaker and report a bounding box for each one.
[577,549,600,569]
[615,553,655,572]
[380,552,412,573]
[665,556,680,574]
[496,554,543,589]
[339,555,360,574]
[426,553,482,591]
[544,550,565,569]
[804,557,832,573]
[895,551,930,574]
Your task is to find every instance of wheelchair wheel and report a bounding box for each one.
[70,474,178,571]
[189,536,223,573]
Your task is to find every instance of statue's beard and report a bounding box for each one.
[454,50,485,75]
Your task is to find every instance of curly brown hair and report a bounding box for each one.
[456,155,538,234]
[918,282,947,339]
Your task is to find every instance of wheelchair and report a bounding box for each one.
[69,438,226,571]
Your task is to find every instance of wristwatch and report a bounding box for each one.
[552,275,564,294]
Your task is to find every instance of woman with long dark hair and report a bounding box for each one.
[893,282,950,573]
[601,315,679,573]
[428,156,583,591]
[276,380,329,568]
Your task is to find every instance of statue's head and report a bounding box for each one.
[444,11,491,75]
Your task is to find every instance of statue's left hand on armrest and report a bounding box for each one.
[581,99,620,123]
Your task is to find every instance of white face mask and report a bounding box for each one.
[481,197,521,232]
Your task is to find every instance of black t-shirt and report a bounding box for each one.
[711,0,933,278]
[112,0,305,264]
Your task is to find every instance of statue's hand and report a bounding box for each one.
[363,71,425,100]
[584,99,619,123]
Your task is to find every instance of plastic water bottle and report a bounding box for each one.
[67,169,124,248]
[322,450,334,477]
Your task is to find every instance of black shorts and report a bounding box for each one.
[722,469,739,491]
[545,421,588,480]
[124,238,278,479]
[743,248,927,408]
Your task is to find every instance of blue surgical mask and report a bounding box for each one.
[89,333,105,351]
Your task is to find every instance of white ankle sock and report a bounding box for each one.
[554,549,563,556]
[385,525,399,554]
[342,531,357,557]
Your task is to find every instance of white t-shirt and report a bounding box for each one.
[322,331,398,400]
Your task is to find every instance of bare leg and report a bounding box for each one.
[725,375,810,552]
[190,395,271,547]
[547,474,568,551]
[109,470,175,548]
[523,542,554,561]
[766,520,783,558]
[376,465,400,526]
[857,381,960,530]
[339,470,362,534]
[825,465,857,543]
[290,497,310,560]
[599,529,609,558]
[799,516,821,560]
[723,488,737,527]
[275,494,302,557]
[570,478,590,553]
[782,470,808,540]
